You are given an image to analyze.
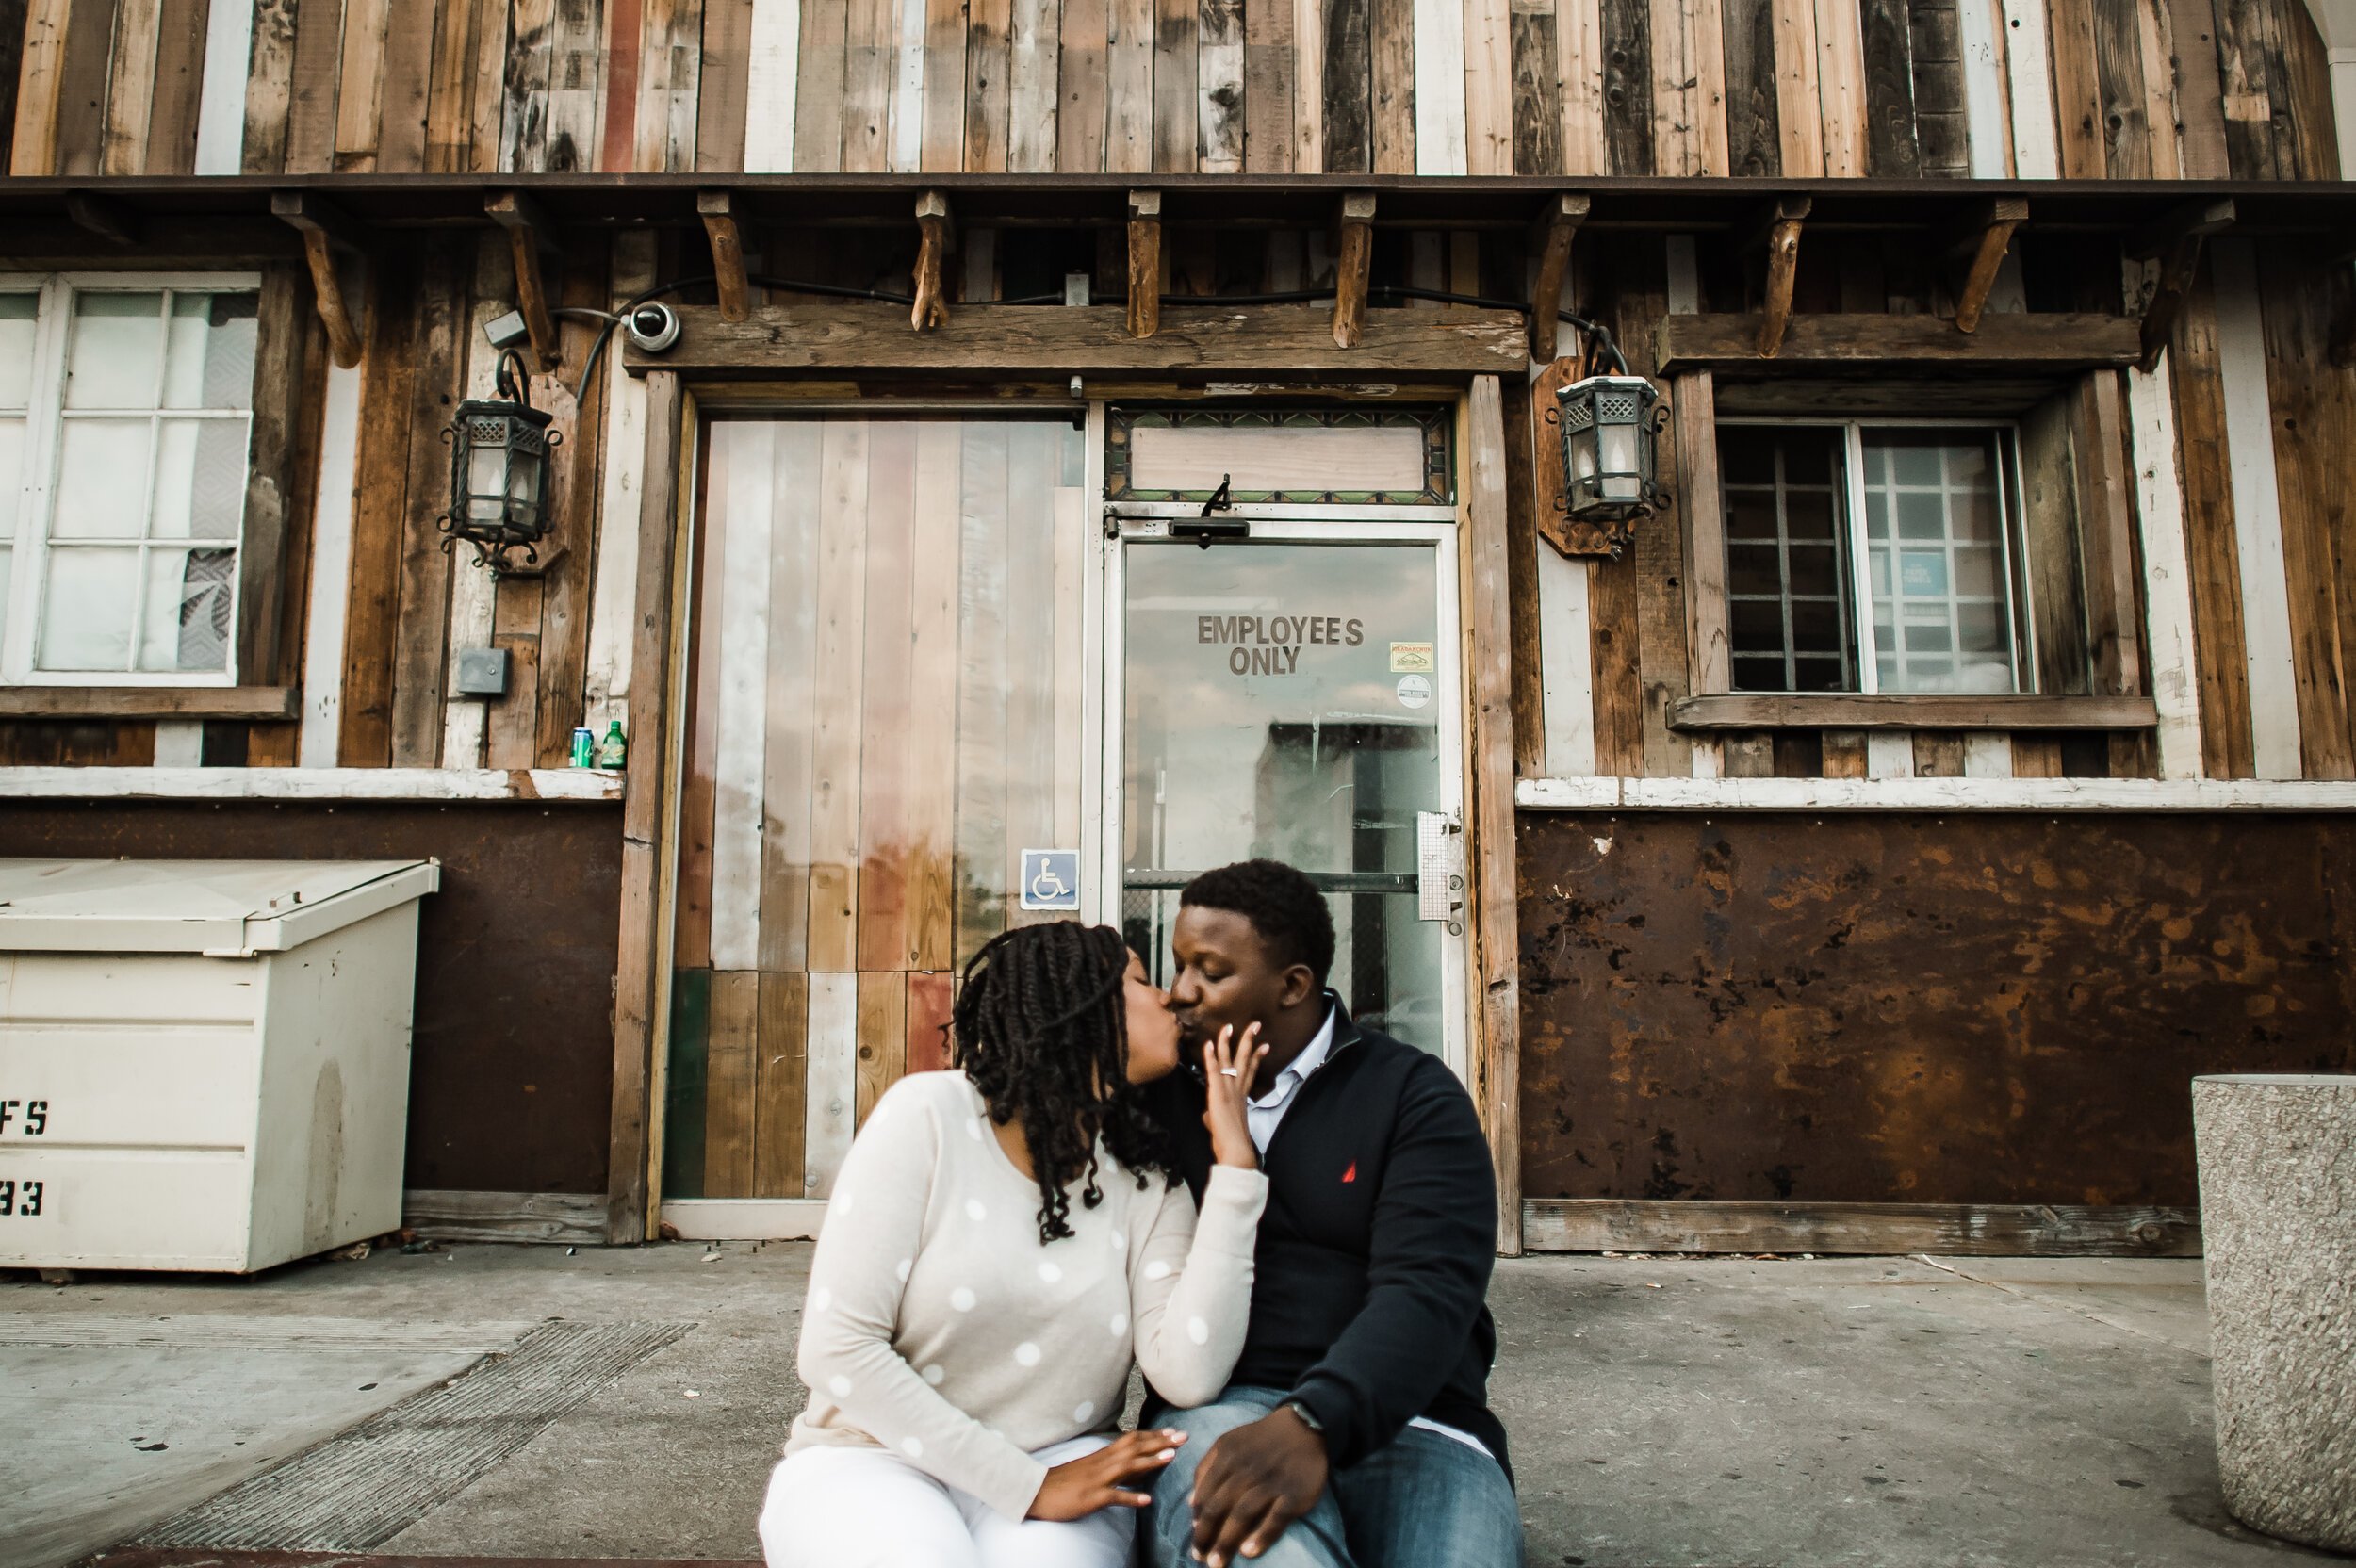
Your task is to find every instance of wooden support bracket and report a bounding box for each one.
[1944,197,2030,335]
[270,190,368,370]
[1126,190,1162,339]
[65,191,139,245]
[1528,194,1591,363]
[486,188,566,370]
[1745,197,1810,358]
[1333,191,1378,350]
[696,188,752,326]
[2125,199,2234,373]
[912,189,954,333]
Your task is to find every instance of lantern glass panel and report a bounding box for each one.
[1599,421,1641,499]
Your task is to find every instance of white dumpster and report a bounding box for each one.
[0,858,439,1273]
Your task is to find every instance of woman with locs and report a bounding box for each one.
[758,920,1269,1568]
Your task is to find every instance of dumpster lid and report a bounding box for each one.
[0,858,440,955]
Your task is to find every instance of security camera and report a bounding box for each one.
[624,302,681,353]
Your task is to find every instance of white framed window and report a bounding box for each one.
[0,271,263,687]
[1717,419,2031,695]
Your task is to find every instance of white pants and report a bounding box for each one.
[758,1433,1137,1568]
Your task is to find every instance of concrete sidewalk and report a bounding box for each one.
[5,1243,2334,1568]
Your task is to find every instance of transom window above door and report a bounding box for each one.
[0,274,261,686]
[1718,421,2027,696]
[1106,406,1453,506]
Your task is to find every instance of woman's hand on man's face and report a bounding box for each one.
[1201,1021,1266,1170]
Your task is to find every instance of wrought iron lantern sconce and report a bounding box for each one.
[439,348,561,574]
[1548,324,1671,559]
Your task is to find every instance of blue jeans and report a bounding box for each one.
[1143,1386,1521,1568]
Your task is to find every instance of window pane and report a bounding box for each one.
[151,418,249,539]
[139,547,236,672]
[38,546,138,669]
[64,292,164,409]
[0,295,38,410]
[53,419,155,538]
[162,293,259,410]
[1861,430,2016,694]
[1718,426,1853,693]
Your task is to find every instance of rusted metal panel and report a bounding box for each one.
[1517,811,2356,1205]
[0,801,623,1196]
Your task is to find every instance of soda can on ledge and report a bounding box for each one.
[569,727,597,768]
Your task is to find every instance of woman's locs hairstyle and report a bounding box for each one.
[951,922,1175,1245]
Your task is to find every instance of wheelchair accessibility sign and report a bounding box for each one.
[1020,849,1082,912]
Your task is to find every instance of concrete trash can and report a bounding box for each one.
[2192,1073,2356,1552]
[0,858,439,1273]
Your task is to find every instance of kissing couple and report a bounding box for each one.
[758,858,1521,1568]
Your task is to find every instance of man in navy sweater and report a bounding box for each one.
[1140,859,1520,1568]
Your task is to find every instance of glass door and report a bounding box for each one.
[1107,521,1467,1070]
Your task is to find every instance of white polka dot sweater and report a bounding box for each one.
[784,1070,1269,1521]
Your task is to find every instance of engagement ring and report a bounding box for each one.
[1219,1068,1241,1077]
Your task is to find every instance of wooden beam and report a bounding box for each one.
[1522,1199,2201,1257]
[64,191,140,245]
[1332,190,1377,350]
[1528,193,1591,362]
[609,368,685,1247]
[1461,378,1523,1255]
[627,302,1530,375]
[1667,693,2161,729]
[910,188,953,333]
[2124,199,2233,373]
[0,684,299,720]
[1945,196,2030,335]
[2123,195,2236,262]
[1748,196,1809,357]
[270,189,368,369]
[402,1188,607,1245]
[486,188,564,370]
[695,188,751,326]
[1657,311,2142,373]
[1126,189,1161,340]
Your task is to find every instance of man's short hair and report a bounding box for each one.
[1179,859,1335,986]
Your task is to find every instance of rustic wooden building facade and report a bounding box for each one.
[2,0,2353,1254]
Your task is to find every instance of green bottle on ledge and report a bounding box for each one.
[594,720,628,771]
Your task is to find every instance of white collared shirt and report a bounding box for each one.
[1237,1003,1494,1462]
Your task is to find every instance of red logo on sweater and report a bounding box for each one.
[1341,1161,1357,1184]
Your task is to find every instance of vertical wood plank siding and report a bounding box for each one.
[0,0,2326,176]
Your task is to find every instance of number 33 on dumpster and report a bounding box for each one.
[0,1180,44,1217]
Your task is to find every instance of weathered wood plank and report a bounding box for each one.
[1323,0,1371,169]
[1905,0,1968,174]
[1062,0,1110,169]
[855,969,908,1126]
[2019,386,2090,697]
[794,0,847,169]
[2210,238,2300,778]
[1647,0,1692,172]
[1669,694,2164,728]
[1240,0,1291,168]
[0,686,300,719]
[1858,0,1922,175]
[1656,311,2140,373]
[2168,265,2254,778]
[1814,0,1868,173]
[144,0,211,172]
[1718,0,1778,173]
[1197,0,1242,172]
[1153,0,1197,168]
[1558,0,1604,171]
[631,300,1528,371]
[703,968,759,1196]
[965,0,1009,169]
[841,0,892,170]
[242,0,303,172]
[697,0,756,168]
[1771,0,1823,171]
[2256,242,2356,778]
[1523,1199,2201,1256]
[856,420,917,971]
[1511,0,1562,172]
[8,0,71,173]
[1598,0,1651,172]
[386,239,468,767]
[1466,0,1513,172]
[808,418,870,973]
[1997,0,2056,173]
[802,971,858,1193]
[1372,0,1416,172]
[1108,0,1153,169]
[404,1188,608,1244]
[753,969,810,1196]
[953,421,1009,966]
[905,419,963,968]
[54,0,123,174]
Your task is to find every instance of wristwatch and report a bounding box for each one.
[1278,1398,1327,1440]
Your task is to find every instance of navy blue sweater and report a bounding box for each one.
[1141,997,1509,1479]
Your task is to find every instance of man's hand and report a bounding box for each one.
[1187,1405,1330,1565]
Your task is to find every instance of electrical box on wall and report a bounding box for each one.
[454,647,510,698]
